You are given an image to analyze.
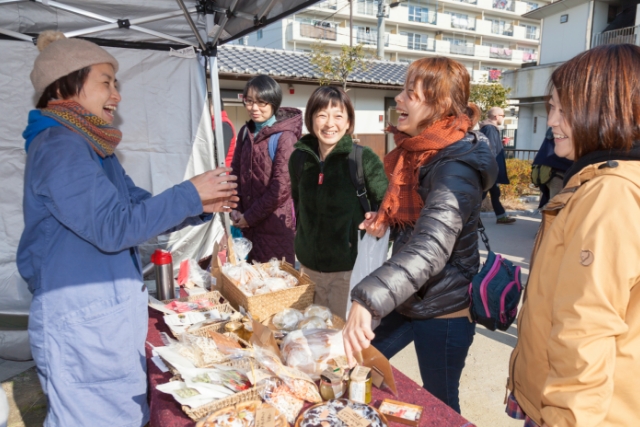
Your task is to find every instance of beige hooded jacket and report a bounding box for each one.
[508,160,640,427]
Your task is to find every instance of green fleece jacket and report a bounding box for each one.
[289,134,388,272]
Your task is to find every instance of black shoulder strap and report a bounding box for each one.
[477,218,491,252]
[348,144,372,213]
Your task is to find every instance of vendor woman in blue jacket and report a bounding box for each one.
[17,32,238,427]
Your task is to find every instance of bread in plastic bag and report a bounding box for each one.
[258,379,304,425]
[304,305,332,321]
[281,329,347,380]
[272,309,304,331]
[298,316,327,330]
[177,259,212,289]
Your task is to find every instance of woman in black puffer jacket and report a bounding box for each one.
[343,57,497,414]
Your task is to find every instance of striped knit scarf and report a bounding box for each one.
[41,100,122,157]
[375,115,471,228]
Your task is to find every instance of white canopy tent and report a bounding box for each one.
[0,0,319,360]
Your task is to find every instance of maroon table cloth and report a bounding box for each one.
[146,308,475,427]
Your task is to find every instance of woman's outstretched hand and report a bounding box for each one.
[190,167,239,213]
[343,301,375,367]
[359,212,388,238]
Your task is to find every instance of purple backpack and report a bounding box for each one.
[469,220,523,331]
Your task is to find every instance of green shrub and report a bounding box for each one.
[501,159,535,200]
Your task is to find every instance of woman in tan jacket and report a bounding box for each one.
[506,44,640,427]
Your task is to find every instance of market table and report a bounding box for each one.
[146,307,475,427]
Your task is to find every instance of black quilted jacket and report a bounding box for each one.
[351,132,498,320]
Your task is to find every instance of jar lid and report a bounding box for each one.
[320,369,343,385]
[151,249,172,265]
[225,321,243,332]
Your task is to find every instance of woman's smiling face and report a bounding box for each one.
[394,79,432,137]
[312,103,350,157]
[69,63,121,124]
[548,87,575,160]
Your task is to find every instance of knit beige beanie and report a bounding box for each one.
[30,31,119,94]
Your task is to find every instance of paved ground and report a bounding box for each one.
[389,213,541,427]
[0,212,540,427]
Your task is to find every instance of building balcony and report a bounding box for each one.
[357,31,390,46]
[592,24,640,48]
[436,0,533,16]
[299,23,338,41]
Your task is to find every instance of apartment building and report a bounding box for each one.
[238,0,547,83]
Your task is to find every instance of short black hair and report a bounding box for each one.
[304,86,355,136]
[243,75,282,112]
[36,66,92,108]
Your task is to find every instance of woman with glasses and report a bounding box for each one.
[230,75,302,263]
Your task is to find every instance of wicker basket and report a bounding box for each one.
[181,358,267,421]
[221,262,315,322]
[263,313,345,331]
[162,290,227,311]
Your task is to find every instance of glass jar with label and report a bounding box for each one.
[349,366,372,404]
[319,368,347,401]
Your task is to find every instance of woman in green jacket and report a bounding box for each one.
[289,86,388,319]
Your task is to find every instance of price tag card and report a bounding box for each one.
[337,407,371,427]
[255,407,276,427]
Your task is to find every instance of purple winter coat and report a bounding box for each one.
[231,107,302,264]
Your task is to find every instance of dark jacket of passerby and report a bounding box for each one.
[231,107,302,263]
[480,123,509,184]
[351,132,497,320]
[533,128,574,207]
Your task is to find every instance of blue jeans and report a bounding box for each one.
[372,310,476,413]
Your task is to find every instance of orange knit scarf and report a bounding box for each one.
[376,116,471,228]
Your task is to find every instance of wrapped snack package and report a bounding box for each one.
[177,259,212,289]
[183,366,252,393]
[223,262,261,287]
[272,309,304,331]
[179,334,227,367]
[252,346,322,403]
[233,237,253,263]
[304,305,332,322]
[259,379,305,425]
[156,380,232,408]
[298,316,327,330]
[281,329,347,380]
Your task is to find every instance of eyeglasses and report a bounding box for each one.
[243,98,270,108]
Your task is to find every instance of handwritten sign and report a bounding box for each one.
[255,407,276,427]
[337,407,371,427]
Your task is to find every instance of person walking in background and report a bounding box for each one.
[531,127,573,208]
[230,75,301,264]
[506,44,640,427]
[479,107,516,224]
[343,57,497,413]
[210,99,236,167]
[290,86,388,319]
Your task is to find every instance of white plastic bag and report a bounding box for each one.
[346,230,390,316]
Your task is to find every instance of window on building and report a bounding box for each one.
[524,1,539,11]
[357,0,377,16]
[446,12,473,30]
[486,18,510,35]
[404,32,430,51]
[257,29,263,39]
[408,5,432,23]
[356,26,377,45]
[444,37,474,55]
[520,24,539,39]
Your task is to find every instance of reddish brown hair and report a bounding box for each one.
[305,86,355,137]
[548,44,640,159]
[405,57,480,131]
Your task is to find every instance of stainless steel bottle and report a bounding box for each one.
[151,249,175,300]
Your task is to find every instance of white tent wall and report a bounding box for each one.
[0,39,223,360]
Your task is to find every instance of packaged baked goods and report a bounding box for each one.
[195,400,288,427]
[259,379,305,425]
[297,316,327,330]
[378,399,423,426]
[156,380,233,408]
[281,329,346,380]
[303,305,332,322]
[252,346,322,403]
[272,308,304,331]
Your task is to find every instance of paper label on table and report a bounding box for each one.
[255,407,276,427]
[151,355,170,373]
[337,407,371,427]
[350,365,371,382]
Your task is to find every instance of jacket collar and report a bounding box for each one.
[294,133,353,160]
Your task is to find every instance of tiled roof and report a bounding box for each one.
[217,45,408,86]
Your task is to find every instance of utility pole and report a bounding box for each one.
[376,0,386,59]
[350,0,353,46]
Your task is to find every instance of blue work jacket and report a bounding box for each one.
[17,126,206,427]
